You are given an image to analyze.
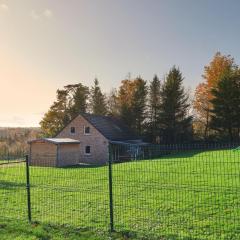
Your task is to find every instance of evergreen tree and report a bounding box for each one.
[66,83,89,117]
[40,83,89,136]
[118,79,136,129]
[132,77,148,135]
[210,74,240,141]
[118,77,147,136]
[148,75,161,143]
[90,79,107,115]
[159,66,192,143]
[107,88,119,116]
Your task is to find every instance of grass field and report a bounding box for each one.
[0,149,240,239]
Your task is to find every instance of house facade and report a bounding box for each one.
[29,113,143,166]
[56,114,109,164]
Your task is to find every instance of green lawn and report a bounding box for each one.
[0,149,240,239]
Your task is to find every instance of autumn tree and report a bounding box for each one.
[193,83,210,139]
[159,66,192,143]
[193,52,237,140]
[89,78,107,115]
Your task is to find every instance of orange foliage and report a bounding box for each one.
[193,52,236,138]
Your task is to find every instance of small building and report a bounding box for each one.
[29,113,146,167]
[29,138,80,167]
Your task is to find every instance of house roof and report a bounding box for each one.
[28,138,80,145]
[81,113,139,141]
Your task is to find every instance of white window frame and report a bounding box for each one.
[70,127,76,135]
[84,145,91,155]
[84,126,91,135]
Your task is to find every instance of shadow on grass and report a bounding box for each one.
[0,217,204,240]
[0,180,26,190]
[61,163,107,169]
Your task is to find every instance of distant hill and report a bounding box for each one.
[0,127,42,157]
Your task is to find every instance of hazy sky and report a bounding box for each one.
[1,0,240,127]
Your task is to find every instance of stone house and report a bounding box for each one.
[29,113,144,167]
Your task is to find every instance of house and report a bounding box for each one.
[29,113,146,167]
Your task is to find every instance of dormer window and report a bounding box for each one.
[84,126,90,135]
[70,127,75,134]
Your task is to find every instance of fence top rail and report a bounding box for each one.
[109,141,240,149]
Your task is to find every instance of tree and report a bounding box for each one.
[159,66,192,143]
[132,77,148,135]
[118,79,136,130]
[193,83,210,139]
[89,79,107,115]
[40,89,70,137]
[148,75,161,143]
[193,52,237,140]
[117,77,148,136]
[40,83,89,137]
[107,88,119,116]
[210,73,240,141]
[65,83,89,117]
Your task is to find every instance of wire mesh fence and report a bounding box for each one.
[109,142,240,239]
[0,143,240,239]
[0,153,25,165]
[29,161,109,229]
[0,156,27,222]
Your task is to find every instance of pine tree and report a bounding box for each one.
[66,83,89,117]
[210,74,240,141]
[118,77,147,136]
[118,79,136,129]
[132,77,148,135]
[107,88,119,116]
[148,75,161,143]
[159,66,192,143]
[90,79,107,115]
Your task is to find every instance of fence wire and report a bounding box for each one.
[0,143,240,239]
[109,142,240,239]
[0,155,26,221]
[29,158,109,230]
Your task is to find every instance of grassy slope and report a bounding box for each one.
[0,150,240,239]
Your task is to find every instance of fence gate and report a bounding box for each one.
[109,143,240,239]
[0,157,27,222]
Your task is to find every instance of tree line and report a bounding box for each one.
[0,128,40,157]
[40,52,240,143]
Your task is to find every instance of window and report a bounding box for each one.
[85,146,91,155]
[70,127,75,134]
[84,126,90,135]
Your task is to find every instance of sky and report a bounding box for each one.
[1,0,240,127]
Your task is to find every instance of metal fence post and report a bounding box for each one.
[25,155,32,222]
[108,143,114,232]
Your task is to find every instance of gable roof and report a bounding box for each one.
[81,113,139,141]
